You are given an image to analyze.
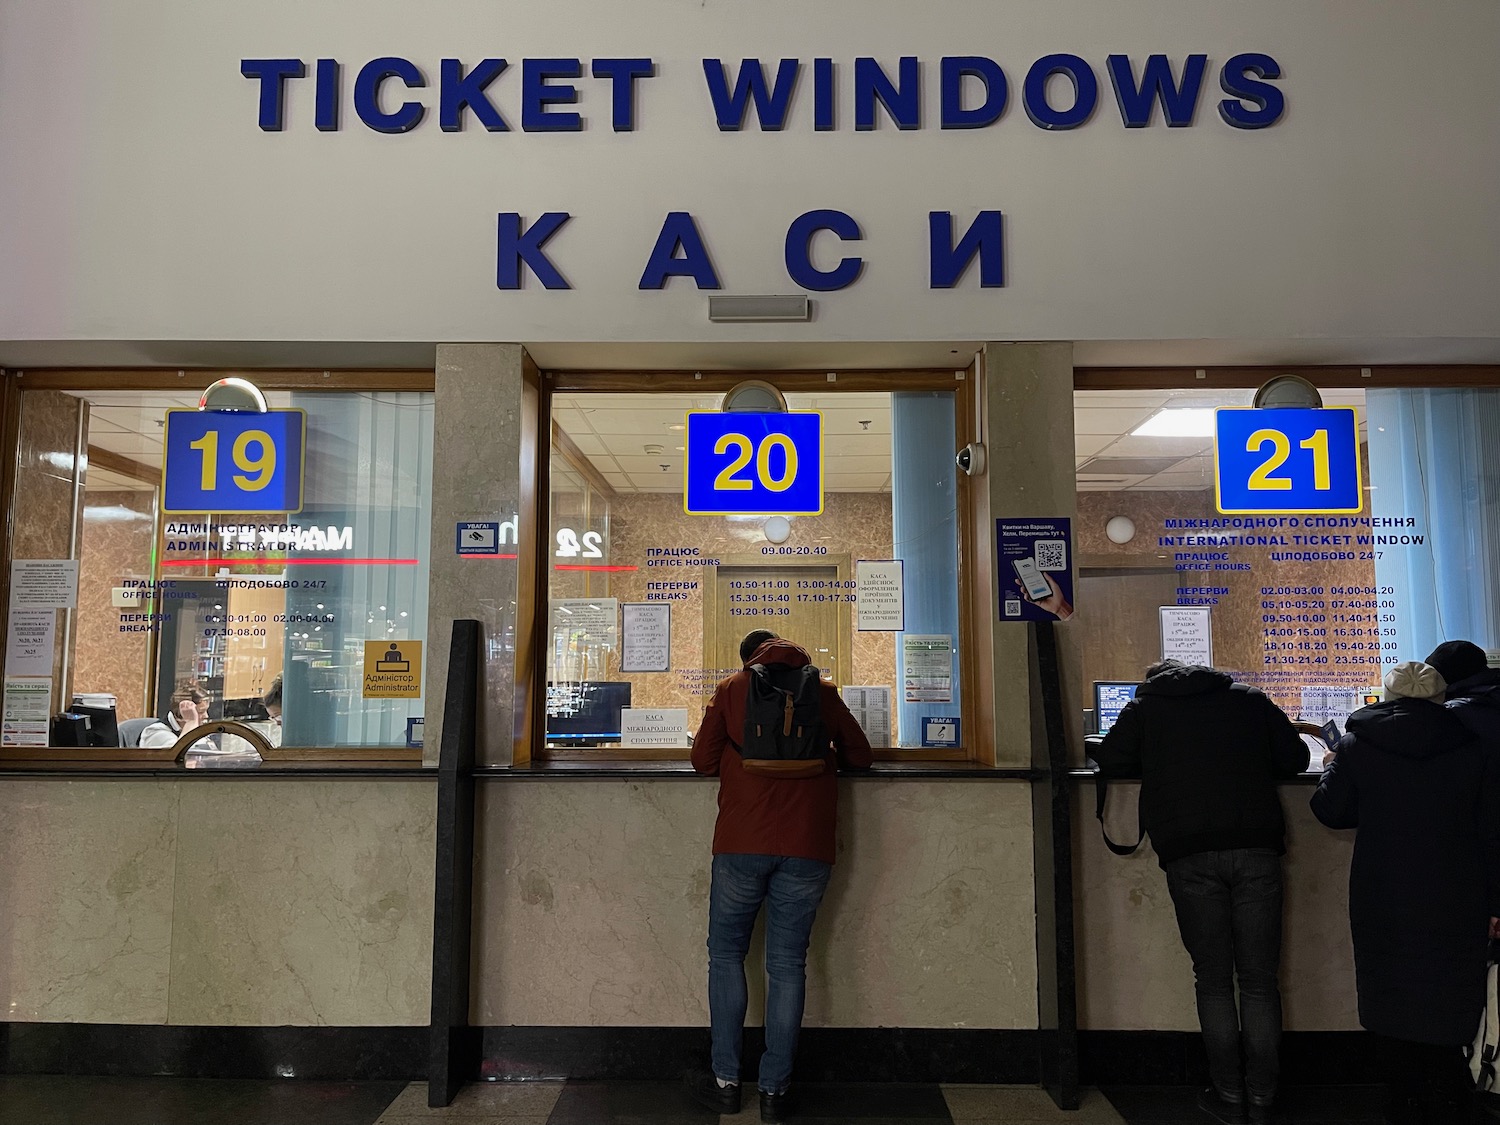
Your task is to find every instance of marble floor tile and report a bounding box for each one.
[0,1076,405,1125]
[546,1080,719,1124]
[377,1081,565,1119]
[1100,1085,1386,1124]
[942,1085,1127,1124]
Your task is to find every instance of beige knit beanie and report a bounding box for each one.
[1383,660,1446,701]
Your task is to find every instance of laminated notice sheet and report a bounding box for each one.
[840,685,892,747]
[901,635,953,703]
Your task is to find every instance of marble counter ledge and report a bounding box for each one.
[478,762,1041,780]
[0,760,438,779]
[1067,767,1325,785]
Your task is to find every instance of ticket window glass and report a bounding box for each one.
[542,385,968,759]
[1073,382,1500,750]
[1,384,433,754]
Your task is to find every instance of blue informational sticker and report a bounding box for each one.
[995,517,1074,623]
[162,409,305,514]
[456,521,501,555]
[1214,407,1363,515]
[922,716,960,748]
[684,411,823,516]
[406,717,424,749]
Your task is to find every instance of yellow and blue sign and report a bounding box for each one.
[163,409,305,514]
[1214,407,1362,515]
[684,412,823,516]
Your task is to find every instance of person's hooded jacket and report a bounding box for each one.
[1310,697,1500,1044]
[691,639,873,864]
[1446,666,1500,747]
[1094,664,1309,866]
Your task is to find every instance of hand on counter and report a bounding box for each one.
[1322,749,1337,769]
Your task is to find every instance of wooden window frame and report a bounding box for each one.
[0,368,435,764]
[531,369,983,764]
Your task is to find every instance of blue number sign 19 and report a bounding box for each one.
[684,412,823,516]
[162,409,306,514]
[1214,407,1362,515]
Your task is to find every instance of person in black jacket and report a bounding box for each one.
[1427,639,1500,747]
[1311,660,1500,1125]
[1096,660,1309,1125]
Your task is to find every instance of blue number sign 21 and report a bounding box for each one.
[684,412,823,516]
[1214,407,1362,515]
[162,409,306,514]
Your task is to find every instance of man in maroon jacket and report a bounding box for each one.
[685,629,873,1122]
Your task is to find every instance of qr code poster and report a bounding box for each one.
[995,518,1074,623]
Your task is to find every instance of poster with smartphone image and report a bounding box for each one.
[996,518,1074,623]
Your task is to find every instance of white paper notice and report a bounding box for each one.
[855,560,904,631]
[1160,606,1214,665]
[5,609,55,677]
[2,677,51,747]
[551,598,620,648]
[902,634,953,703]
[10,560,79,609]
[620,708,690,747]
[1298,686,1369,726]
[840,685,892,747]
[620,603,671,672]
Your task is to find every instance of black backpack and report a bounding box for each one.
[739,663,827,763]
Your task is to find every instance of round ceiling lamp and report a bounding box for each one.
[722,379,787,413]
[1252,374,1324,410]
[199,377,269,413]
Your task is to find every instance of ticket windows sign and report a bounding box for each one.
[684,412,823,516]
[1214,407,1362,515]
[163,410,306,514]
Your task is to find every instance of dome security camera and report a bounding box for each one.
[956,442,987,476]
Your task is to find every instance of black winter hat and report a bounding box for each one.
[1424,640,1489,687]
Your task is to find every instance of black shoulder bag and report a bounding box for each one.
[1094,771,1145,856]
[1093,709,1145,856]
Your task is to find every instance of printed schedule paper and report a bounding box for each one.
[620,603,671,672]
[840,685,892,748]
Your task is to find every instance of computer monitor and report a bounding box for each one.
[223,696,270,722]
[66,703,120,748]
[546,681,632,745]
[1093,681,1139,734]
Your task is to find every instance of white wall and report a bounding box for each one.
[2,1,1499,361]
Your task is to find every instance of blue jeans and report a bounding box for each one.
[1163,848,1285,1104]
[707,853,832,1094]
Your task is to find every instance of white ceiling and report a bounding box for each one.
[7,336,1500,372]
[1074,388,1367,491]
[555,392,896,494]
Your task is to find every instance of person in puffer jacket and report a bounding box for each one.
[1427,639,1500,747]
[1096,659,1307,1124]
[1312,660,1500,1125]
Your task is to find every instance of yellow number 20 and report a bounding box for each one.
[714,432,799,493]
[713,434,754,491]
[1246,427,1333,492]
[187,428,276,493]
